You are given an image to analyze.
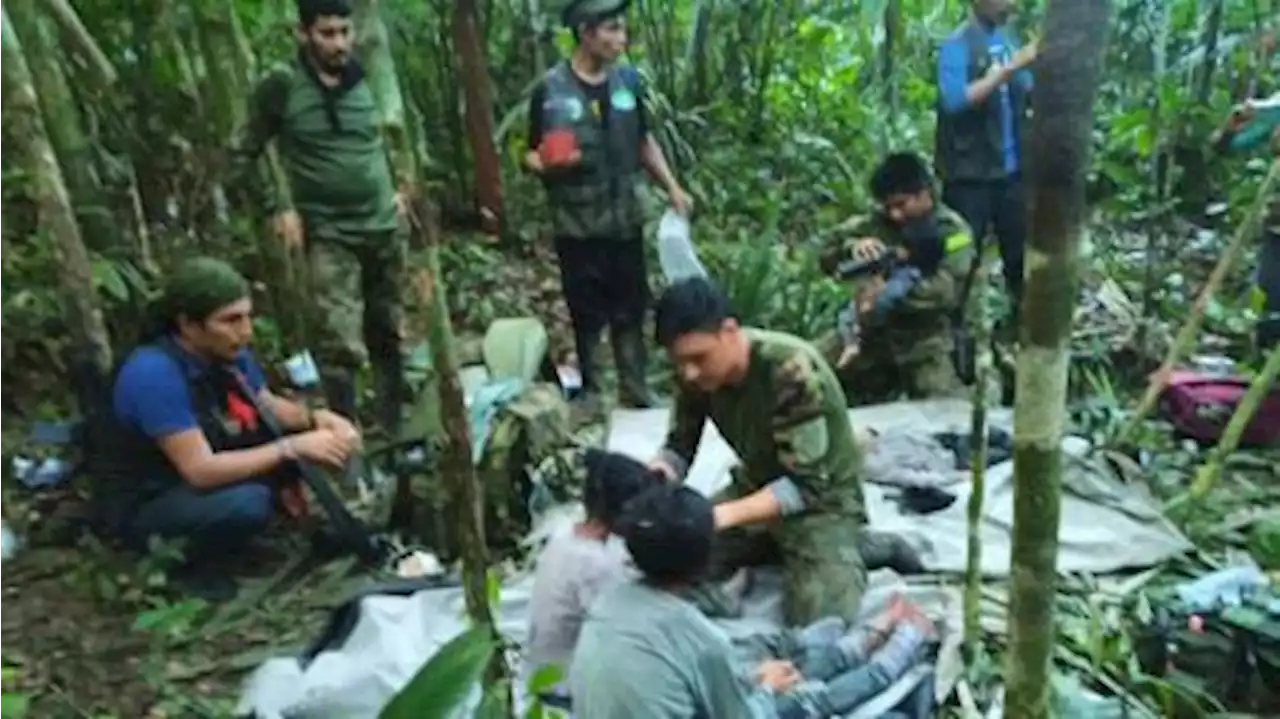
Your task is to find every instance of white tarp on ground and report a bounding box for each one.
[606,399,1192,576]
[238,399,1192,718]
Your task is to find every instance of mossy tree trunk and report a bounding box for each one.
[1003,1,1112,717]
[2,8,114,386]
[963,261,992,661]
[7,0,118,255]
[355,1,509,709]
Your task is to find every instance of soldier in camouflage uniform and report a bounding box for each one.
[647,278,903,626]
[820,153,975,405]
[524,0,691,409]
[228,0,408,437]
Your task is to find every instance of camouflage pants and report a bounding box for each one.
[828,334,964,407]
[306,229,407,373]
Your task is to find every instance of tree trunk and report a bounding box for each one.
[7,0,117,255]
[38,0,117,86]
[357,4,509,707]
[1003,2,1112,718]
[452,0,503,235]
[962,262,993,661]
[2,8,114,383]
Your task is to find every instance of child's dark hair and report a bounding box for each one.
[582,448,654,530]
[297,0,352,27]
[614,484,714,585]
[869,152,934,202]
[901,215,945,276]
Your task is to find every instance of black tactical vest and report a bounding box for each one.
[540,62,645,240]
[935,20,1029,184]
[92,339,275,531]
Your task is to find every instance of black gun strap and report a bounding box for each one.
[228,371,382,562]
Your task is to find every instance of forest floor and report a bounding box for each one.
[1,237,1278,717]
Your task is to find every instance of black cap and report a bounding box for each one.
[560,0,631,28]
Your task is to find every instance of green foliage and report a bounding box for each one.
[1,667,29,719]
[379,625,497,719]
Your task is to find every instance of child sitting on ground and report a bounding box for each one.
[571,484,936,718]
[524,448,654,699]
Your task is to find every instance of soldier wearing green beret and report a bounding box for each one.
[95,258,361,600]
[525,0,692,410]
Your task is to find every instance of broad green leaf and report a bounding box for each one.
[379,626,496,719]
[1,693,30,719]
[525,663,564,694]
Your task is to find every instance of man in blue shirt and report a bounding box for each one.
[935,0,1037,327]
[98,257,360,599]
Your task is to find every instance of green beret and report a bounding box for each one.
[561,0,630,27]
[160,257,251,323]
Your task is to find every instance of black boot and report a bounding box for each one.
[611,324,657,409]
[573,327,604,402]
[371,351,407,442]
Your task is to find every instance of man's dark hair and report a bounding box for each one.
[653,277,736,348]
[869,152,934,202]
[615,484,714,585]
[582,448,654,529]
[297,0,352,27]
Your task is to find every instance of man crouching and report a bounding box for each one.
[94,257,360,600]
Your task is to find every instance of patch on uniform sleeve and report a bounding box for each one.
[610,87,637,112]
[779,417,831,467]
[773,352,825,424]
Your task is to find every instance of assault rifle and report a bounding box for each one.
[231,371,407,568]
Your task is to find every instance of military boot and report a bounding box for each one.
[859,531,925,575]
[371,350,407,443]
[611,324,659,409]
[570,328,604,418]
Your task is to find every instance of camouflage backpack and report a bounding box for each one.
[1133,584,1280,715]
[473,319,606,550]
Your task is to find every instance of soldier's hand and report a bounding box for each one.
[314,409,361,448]
[524,151,546,175]
[754,660,802,692]
[273,210,305,250]
[668,185,694,217]
[851,237,886,262]
[837,344,860,369]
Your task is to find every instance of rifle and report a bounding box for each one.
[230,371,405,568]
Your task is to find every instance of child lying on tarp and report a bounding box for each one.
[526,455,934,718]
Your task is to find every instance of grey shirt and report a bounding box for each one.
[569,581,779,718]
[525,530,634,685]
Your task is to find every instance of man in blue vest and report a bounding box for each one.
[97,258,361,599]
[524,0,691,411]
[935,0,1037,328]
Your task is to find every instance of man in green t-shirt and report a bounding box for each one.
[228,0,407,437]
[646,278,924,625]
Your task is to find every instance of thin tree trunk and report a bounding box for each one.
[453,0,503,235]
[37,0,117,86]
[962,263,992,661]
[1003,2,1112,717]
[358,5,509,707]
[2,8,114,382]
[7,0,117,254]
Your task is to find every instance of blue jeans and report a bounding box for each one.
[125,481,274,562]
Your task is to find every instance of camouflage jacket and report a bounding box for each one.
[819,205,974,361]
[661,329,867,536]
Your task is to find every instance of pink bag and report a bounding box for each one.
[1158,370,1280,447]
